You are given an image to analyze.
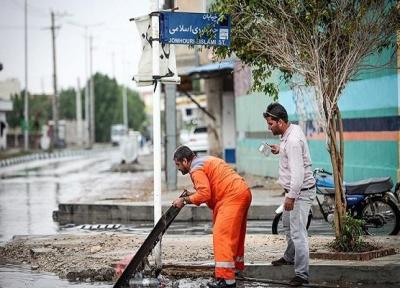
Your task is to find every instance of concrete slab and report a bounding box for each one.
[53,202,323,224]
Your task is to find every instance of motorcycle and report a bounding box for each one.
[272,168,400,236]
[395,182,400,204]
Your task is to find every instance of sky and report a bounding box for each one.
[0,0,152,94]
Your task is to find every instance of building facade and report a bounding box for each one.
[0,78,18,150]
[235,49,400,182]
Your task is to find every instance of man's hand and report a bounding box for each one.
[182,189,195,197]
[284,197,295,211]
[172,197,185,208]
[270,144,280,154]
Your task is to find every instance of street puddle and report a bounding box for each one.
[0,263,112,288]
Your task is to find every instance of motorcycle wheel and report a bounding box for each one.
[361,197,400,236]
[271,211,312,235]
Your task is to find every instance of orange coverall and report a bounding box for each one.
[188,156,252,281]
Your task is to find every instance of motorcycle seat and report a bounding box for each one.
[345,177,393,195]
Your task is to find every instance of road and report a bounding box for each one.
[0,148,121,243]
[0,148,334,244]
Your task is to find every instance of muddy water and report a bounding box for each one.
[0,263,112,288]
[0,264,285,288]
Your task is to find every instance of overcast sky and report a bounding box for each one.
[0,0,151,94]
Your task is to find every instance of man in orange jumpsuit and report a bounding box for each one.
[172,146,252,288]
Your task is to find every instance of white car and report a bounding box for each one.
[111,124,127,146]
[183,126,208,153]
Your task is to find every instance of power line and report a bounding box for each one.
[0,25,42,30]
[61,20,103,148]
[3,0,48,18]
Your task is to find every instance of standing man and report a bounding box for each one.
[172,146,252,288]
[263,103,316,287]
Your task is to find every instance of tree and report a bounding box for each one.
[211,0,399,238]
[8,92,52,131]
[7,93,24,129]
[126,88,147,132]
[29,94,52,133]
[6,76,147,145]
[92,73,147,142]
[59,88,78,120]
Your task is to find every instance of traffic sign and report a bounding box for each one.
[159,12,230,46]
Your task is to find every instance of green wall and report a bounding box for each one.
[235,74,399,182]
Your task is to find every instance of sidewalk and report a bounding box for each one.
[1,233,399,286]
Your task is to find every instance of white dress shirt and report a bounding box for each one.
[278,124,315,199]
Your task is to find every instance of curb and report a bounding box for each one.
[0,147,114,168]
[162,260,400,286]
[53,203,323,224]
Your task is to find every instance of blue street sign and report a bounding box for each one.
[159,12,230,46]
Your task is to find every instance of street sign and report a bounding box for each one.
[159,12,230,46]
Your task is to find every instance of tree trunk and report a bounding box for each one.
[326,106,347,238]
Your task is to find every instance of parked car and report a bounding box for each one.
[183,126,208,153]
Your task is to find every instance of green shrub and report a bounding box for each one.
[329,213,370,252]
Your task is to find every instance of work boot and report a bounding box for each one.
[207,278,236,288]
[289,276,309,286]
[271,257,294,266]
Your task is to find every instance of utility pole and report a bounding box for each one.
[64,21,102,148]
[50,11,60,148]
[84,79,90,147]
[23,0,29,151]
[165,84,177,190]
[123,86,128,129]
[76,78,83,147]
[89,35,95,147]
[121,48,128,130]
[151,0,162,269]
[112,51,115,78]
[84,26,90,148]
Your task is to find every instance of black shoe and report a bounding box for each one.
[289,276,309,286]
[271,257,294,266]
[235,270,243,278]
[207,279,236,288]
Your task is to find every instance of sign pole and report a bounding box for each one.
[132,8,231,273]
[151,0,162,269]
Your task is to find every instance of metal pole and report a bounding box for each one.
[51,11,59,148]
[84,27,90,147]
[89,35,95,146]
[112,51,115,78]
[151,0,162,269]
[165,84,177,190]
[123,86,128,129]
[76,78,83,147]
[23,0,29,151]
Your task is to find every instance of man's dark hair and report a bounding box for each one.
[263,102,288,123]
[173,145,195,162]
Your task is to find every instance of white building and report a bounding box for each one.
[0,78,19,150]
